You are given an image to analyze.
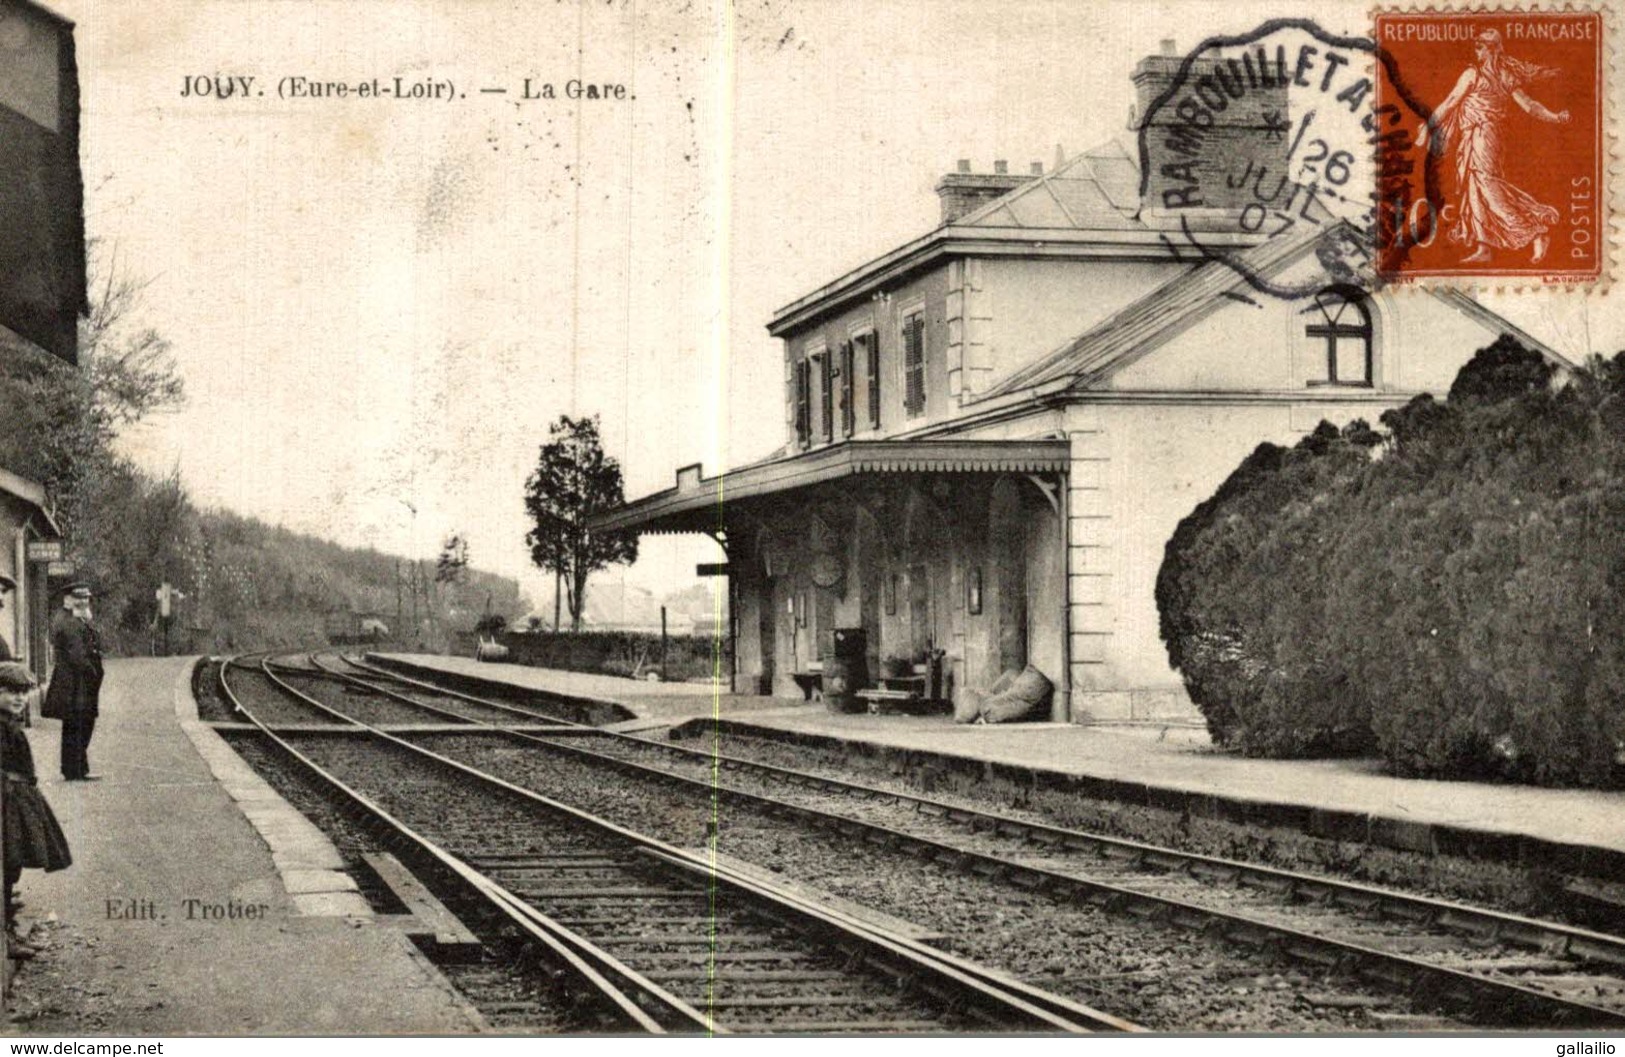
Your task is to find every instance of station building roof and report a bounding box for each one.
[589,438,1069,536]
[766,140,1262,340]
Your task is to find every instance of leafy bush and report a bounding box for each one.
[1159,336,1625,786]
[1156,422,1378,754]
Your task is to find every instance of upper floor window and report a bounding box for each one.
[902,310,926,417]
[793,358,811,448]
[839,340,856,438]
[859,331,880,430]
[1306,286,1373,388]
[817,352,834,443]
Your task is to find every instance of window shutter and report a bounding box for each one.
[794,359,810,447]
[865,333,880,429]
[819,353,834,442]
[840,341,856,437]
[904,312,925,417]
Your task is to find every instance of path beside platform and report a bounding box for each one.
[7,657,479,1035]
[377,653,1625,880]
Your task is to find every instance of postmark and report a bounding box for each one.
[1137,20,1416,299]
[1374,8,1605,285]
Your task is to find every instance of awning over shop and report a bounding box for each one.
[0,465,60,537]
[591,438,1070,535]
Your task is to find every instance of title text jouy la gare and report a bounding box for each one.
[180,74,628,102]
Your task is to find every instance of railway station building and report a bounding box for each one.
[595,51,1572,724]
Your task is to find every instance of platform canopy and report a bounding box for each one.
[590,438,1070,536]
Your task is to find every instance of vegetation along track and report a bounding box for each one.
[330,656,1625,1030]
[222,655,1129,1034]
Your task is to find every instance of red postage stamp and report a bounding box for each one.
[1375,9,1604,285]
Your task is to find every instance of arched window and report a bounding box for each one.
[1306,286,1373,387]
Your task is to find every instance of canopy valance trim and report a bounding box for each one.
[590,438,1070,535]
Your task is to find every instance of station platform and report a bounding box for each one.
[377,654,1625,887]
[370,652,795,729]
[6,657,481,1034]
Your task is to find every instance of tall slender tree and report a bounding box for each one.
[524,415,638,632]
[436,532,470,584]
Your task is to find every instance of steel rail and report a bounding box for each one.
[217,657,709,1033]
[305,654,574,728]
[257,654,1124,1033]
[321,656,1625,1029]
[332,653,600,726]
[345,653,627,725]
[336,654,1625,971]
[307,656,1139,1030]
[269,661,494,727]
[593,732,1625,967]
[514,731,1625,1028]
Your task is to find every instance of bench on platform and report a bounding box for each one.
[854,688,950,716]
[790,671,823,701]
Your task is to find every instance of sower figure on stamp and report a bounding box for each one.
[41,583,104,782]
[1419,29,1570,264]
[0,661,71,960]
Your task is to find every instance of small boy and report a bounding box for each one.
[0,661,71,959]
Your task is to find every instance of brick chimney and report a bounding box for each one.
[934,159,1042,224]
[1131,39,1290,219]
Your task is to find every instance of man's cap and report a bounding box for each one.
[0,573,14,592]
[55,581,91,599]
[0,661,36,691]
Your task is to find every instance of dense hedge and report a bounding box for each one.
[1158,337,1625,787]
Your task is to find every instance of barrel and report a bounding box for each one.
[823,655,856,713]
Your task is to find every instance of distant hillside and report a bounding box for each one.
[182,508,530,653]
[87,496,529,655]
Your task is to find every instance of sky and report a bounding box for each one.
[47,0,1625,615]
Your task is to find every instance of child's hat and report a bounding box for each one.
[0,661,36,691]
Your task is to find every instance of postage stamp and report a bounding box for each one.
[1374,8,1605,285]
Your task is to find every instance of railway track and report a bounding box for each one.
[316,652,1625,1029]
[218,654,1133,1034]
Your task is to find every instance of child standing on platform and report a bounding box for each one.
[0,662,71,959]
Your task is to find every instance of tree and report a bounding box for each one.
[0,244,187,653]
[0,242,185,531]
[1158,335,1625,786]
[436,532,469,584]
[524,415,638,632]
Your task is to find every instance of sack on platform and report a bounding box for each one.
[978,665,1053,724]
[957,668,1019,724]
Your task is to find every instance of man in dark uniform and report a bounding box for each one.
[42,584,102,781]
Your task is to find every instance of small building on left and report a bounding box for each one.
[0,469,63,682]
[0,0,88,683]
